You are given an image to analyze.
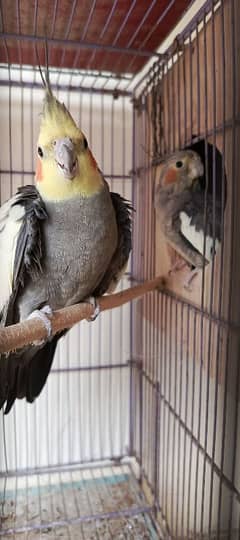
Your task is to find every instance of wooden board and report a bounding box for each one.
[0,0,192,75]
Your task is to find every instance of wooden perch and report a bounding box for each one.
[0,276,166,354]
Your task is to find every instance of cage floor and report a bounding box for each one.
[0,461,159,539]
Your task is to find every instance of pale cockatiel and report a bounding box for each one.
[0,68,132,413]
[154,149,221,274]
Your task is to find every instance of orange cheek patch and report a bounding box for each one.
[35,158,43,181]
[164,168,178,185]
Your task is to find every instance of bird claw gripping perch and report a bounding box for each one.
[183,268,199,291]
[27,305,53,344]
[86,296,101,322]
[168,257,188,276]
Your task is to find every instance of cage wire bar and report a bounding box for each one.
[132,0,240,538]
[0,0,169,536]
[0,0,240,538]
[0,40,153,540]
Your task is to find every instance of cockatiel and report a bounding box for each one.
[0,67,132,414]
[154,149,222,281]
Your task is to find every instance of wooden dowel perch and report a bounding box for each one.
[0,276,166,354]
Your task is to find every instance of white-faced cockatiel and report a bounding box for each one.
[154,149,222,281]
[0,68,132,414]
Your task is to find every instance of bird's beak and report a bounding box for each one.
[188,159,204,184]
[54,137,78,180]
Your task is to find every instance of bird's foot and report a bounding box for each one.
[27,305,53,345]
[183,268,199,291]
[169,258,188,276]
[85,296,100,322]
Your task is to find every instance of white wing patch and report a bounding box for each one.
[0,195,25,312]
[179,211,220,262]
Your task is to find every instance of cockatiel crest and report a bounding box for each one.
[36,67,101,200]
[38,93,80,147]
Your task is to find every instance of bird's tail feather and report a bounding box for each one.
[0,332,65,414]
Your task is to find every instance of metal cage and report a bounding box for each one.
[0,0,240,538]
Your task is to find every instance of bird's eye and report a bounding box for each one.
[38,146,43,158]
[176,160,183,168]
[83,137,88,149]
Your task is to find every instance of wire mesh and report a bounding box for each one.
[0,63,133,470]
[132,0,240,538]
[0,462,158,538]
[0,0,182,87]
[0,0,240,538]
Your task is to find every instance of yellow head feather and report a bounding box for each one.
[38,95,81,148]
[36,65,103,201]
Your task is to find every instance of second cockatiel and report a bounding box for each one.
[0,68,132,414]
[154,149,222,278]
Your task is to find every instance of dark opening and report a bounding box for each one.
[186,138,227,209]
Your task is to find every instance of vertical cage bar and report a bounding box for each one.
[129,94,136,457]
[153,381,160,517]
[180,305,190,537]
[200,3,217,534]
[208,0,226,533]
[175,302,184,538]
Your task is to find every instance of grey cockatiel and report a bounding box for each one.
[154,149,222,277]
[0,68,132,413]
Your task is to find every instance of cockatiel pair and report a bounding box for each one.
[154,149,222,284]
[0,68,132,414]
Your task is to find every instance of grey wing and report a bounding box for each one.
[179,191,222,262]
[1,185,47,326]
[0,185,57,414]
[155,185,206,268]
[93,192,133,296]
